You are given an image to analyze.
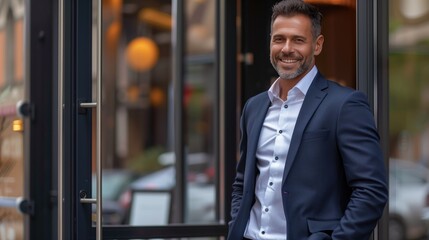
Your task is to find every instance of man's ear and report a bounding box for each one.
[314,35,324,56]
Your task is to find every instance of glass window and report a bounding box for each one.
[0,1,26,239]
[97,0,218,228]
[183,0,217,224]
[389,0,429,240]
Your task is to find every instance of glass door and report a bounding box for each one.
[59,0,230,239]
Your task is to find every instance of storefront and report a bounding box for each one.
[2,0,426,239]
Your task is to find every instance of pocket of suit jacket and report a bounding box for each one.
[307,218,338,237]
[301,130,329,142]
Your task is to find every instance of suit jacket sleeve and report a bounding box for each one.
[332,91,388,239]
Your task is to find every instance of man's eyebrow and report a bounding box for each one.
[271,33,307,39]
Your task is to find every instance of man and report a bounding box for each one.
[227,0,388,239]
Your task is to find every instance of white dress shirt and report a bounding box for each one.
[244,66,318,240]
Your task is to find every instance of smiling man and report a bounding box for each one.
[227,0,388,240]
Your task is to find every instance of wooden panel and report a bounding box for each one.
[315,5,356,88]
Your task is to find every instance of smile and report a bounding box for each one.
[279,58,299,63]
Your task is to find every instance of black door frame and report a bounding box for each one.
[356,0,389,239]
[25,0,56,238]
[59,0,94,238]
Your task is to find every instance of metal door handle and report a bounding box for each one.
[0,197,34,215]
[75,0,103,234]
[80,102,97,108]
[82,0,104,239]
[94,0,103,238]
[58,0,65,238]
[80,189,97,204]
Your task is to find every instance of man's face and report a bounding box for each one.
[270,14,324,81]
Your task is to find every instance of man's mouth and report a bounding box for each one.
[278,54,301,63]
[279,58,299,63]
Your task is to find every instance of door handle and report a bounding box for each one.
[0,197,34,215]
[94,0,103,239]
[79,102,97,108]
[58,0,65,237]
[77,0,103,234]
[79,0,104,239]
[79,190,97,204]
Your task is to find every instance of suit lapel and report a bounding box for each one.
[282,75,328,184]
[247,94,271,170]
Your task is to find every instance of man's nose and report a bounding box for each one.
[281,41,293,53]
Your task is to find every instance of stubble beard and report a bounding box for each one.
[270,54,312,80]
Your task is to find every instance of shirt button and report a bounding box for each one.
[274,156,279,160]
[279,130,283,134]
[265,208,269,212]
[269,182,273,186]
[261,231,266,235]
[284,104,288,108]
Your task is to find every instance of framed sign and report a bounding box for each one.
[128,189,172,226]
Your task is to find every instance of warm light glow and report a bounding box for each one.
[126,37,159,71]
[12,119,23,132]
[106,21,121,49]
[106,0,123,17]
[139,8,172,30]
[150,87,165,106]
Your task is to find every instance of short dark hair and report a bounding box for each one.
[271,0,323,39]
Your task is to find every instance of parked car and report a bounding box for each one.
[389,159,429,240]
[91,169,140,224]
[118,152,216,225]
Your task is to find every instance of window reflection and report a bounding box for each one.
[389,0,429,239]
[0,1,25,239]
[98,0,217,226]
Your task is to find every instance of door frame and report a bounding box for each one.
[356,0,389,239]
[25,0,56,238]
[58,0,93,238]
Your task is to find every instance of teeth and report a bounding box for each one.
[281,59,297,63]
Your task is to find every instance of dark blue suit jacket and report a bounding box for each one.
[228,74,388,240]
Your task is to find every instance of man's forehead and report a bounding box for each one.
[271,15,312,32]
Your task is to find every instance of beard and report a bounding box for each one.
[270,53,313,80]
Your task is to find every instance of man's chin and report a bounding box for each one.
[278,71,299,80]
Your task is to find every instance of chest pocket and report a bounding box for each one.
[302,130,329,142]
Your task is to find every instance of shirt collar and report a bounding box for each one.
[268,66,318,102]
